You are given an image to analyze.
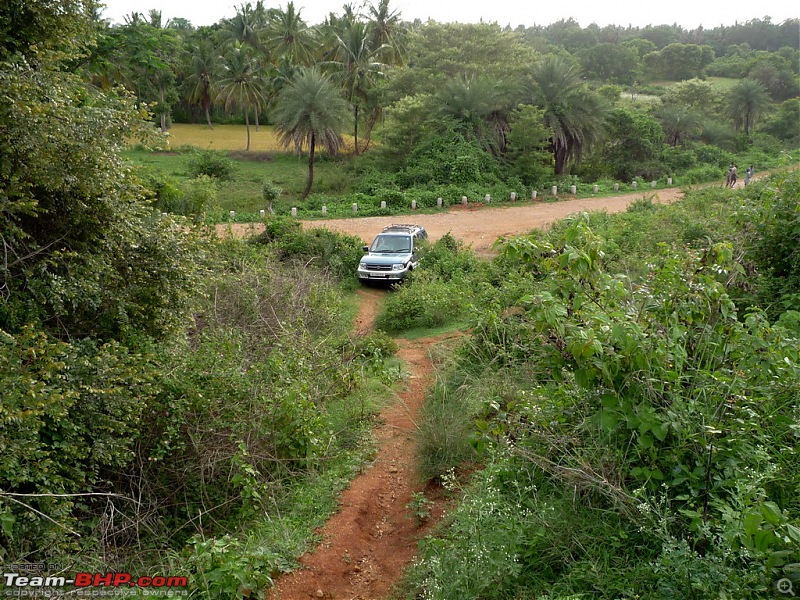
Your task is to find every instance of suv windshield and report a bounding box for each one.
[369,235,411,253]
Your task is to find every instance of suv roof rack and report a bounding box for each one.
[381,224,423,233]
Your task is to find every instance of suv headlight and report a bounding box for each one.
[392,263,405,271]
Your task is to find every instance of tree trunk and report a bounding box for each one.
[205,102,212,128]
[245,106,251,151]
[159,83,168,132]
[554,142,569,175]
[303,133,315,199]
[353,104,359,156]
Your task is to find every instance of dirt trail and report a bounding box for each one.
[267,288,453,600]
[222,186,688,252]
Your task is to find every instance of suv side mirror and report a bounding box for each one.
[362,245,369,252]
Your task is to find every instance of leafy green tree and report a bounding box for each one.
[661,78,725,117]
[748,55,800,101]
[505,104,551,185]
[762,98,800,144]
[215,44,266,150]
[623,37,657,59]
[0,0,92,62]
[272,68,350,198]
[645,43,716,80]
[727,78,771,136]
[600,108,665,180]
[377,93,439,165]
[529,55,608,175]
[96,19,183,131]
[578,43,639,84]
[389,22,537,98]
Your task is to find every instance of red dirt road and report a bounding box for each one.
[267,288,455,600]
[223,187,687,253]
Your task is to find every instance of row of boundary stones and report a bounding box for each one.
[250,176,682,219]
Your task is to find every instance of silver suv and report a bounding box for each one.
[358,224,428,283]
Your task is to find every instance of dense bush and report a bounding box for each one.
[251,216,364,283]
[187,149,236,181]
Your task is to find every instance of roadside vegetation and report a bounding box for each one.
[399,169,800,598]
[1,2,798,598]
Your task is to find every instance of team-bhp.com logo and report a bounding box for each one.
[2,568,188,597]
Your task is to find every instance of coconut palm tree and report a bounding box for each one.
[272,68,350,198]
[215,45,265,150]
[367,0,407,66]
[183,39,218,127]
[529,55,608,175]
[224,1,267,50]
[263,2,317,66]
[728,78,771,136]
[325,20,386,155]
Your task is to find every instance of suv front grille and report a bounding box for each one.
[364,263,393,271]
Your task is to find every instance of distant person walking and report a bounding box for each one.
[744,165,754,186]
[727,163,738,188]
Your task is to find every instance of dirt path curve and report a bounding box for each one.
[268,288,452,600]
[223,187,687,253]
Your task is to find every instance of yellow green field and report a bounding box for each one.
[164,123,356,154]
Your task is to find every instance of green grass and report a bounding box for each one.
[396,318,471,340]
[123,148,357,212]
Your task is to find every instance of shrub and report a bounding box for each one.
[252,217,363,282]
[374,271,466,333]
[187,149,236,181]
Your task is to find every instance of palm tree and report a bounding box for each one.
[529,55,607,175]
[272,68,350,198]
[367,0,407,66]
[224,1,267,50]
[657,104,701,146]
[263,2,317,66]
[325,20,386,155]
[183,39,218,127]
[728,78,771,136]
[436,74,511,155]
[215,45,265,150]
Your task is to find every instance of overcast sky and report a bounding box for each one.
[98,0,798,30]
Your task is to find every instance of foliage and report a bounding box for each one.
[374,233,482,334]
[272,67,351,198]
[734,170,800,317]
[0,328,157,557]
[505,104,552,186]
[407,176,800,598]
[187,149,236,180]
[529,55,609,175]
[396,131,501,187]
[251,216,364,283]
